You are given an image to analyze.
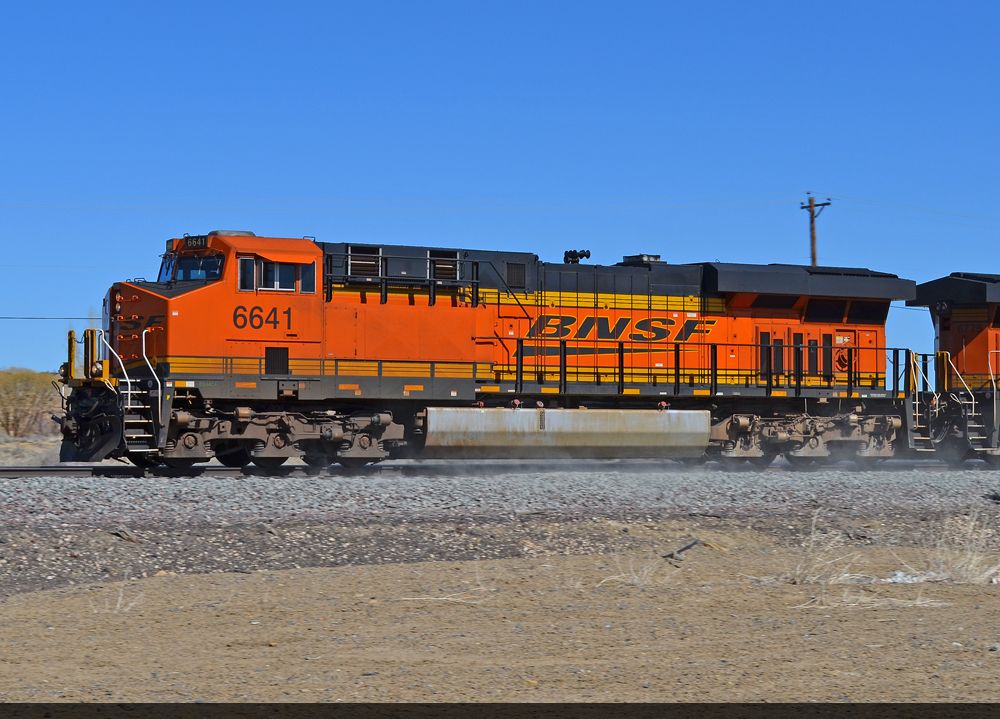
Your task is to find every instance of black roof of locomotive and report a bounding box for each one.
[320,241,915,300]
[696,262,915,300]
[541,255,913,300]
[909,273,1000,306]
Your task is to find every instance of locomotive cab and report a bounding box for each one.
[910,273,1000,391]
[156,242,225,284]
[57,230,325,465]
[908,273,1000,464]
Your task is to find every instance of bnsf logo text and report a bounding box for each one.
[526,315,717,342]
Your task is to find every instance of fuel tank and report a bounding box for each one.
[422,407,710,459]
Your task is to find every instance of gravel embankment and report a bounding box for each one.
[1,461,999,529]
[1,460,999,597]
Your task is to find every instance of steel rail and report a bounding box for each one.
[0,457,969,479]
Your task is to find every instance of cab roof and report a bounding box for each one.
[693,262,915,300]
[910,273,1000,306]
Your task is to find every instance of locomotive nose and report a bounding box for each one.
[106,282,168,367]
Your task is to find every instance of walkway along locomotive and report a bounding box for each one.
[55,230,1000,469]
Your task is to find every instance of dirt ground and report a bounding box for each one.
[1,519,999,702]
[0,434,60,466]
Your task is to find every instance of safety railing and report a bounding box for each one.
[324,250,480,308]
[480,337,906,397]
[98,329,132,406]
[124,340,926,399]
[141,328,163,422]
[909,351,939,432]
[322,250,538,320]
[989,350,1000,445]
[941,351,977,417]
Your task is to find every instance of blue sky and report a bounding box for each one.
[1,2,996,370]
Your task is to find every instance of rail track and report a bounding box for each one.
[0,463,391,479]
[0,457,984,478]
[0,464,248,478]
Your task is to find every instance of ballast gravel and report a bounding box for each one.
[1,460,999,529]
[1,460,999,596]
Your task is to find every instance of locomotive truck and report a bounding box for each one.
[55,230,1000,469]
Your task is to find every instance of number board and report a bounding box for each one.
[184,236,209,249]
[233,306,293,330]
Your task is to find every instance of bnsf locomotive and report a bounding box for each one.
[55,230,1000,469]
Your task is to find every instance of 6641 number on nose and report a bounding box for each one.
[232,306,292,330]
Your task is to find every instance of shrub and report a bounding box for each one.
[0,368,61,437]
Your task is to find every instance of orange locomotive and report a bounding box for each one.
[908,273,1000,465]
[58,230,918,469]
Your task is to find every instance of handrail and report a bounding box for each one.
[910,352,936,394]
[885,348,905,394]
[141,328,163,422]
[98,330,133,409]
[908,351,940,436]
[325,251,535,323]
[942,351,976,416]
[988,350,1000,445]
[469,335,910,352]
[480,260,533,322]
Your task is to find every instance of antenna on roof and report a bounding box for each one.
[800,192,832,267]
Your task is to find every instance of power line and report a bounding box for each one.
[820,192,1000,227]
[0,316,95,320]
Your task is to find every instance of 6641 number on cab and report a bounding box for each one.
[232,306,292,330]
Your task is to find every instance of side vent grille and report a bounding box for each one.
[348,246,381,277]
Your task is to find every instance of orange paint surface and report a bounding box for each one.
[108,235,890,384]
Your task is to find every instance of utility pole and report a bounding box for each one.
[800,192,831,266]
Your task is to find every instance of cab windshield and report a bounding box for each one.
[157,253,224,282]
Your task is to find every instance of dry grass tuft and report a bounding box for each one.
[596,554,679,588]
[836,589,949,609]
[786,510,1000,608]
[87,570,146,614]
[788,510,874,587]
[895,511,1000,585]
[795,587,949,610]
[396,567,498,605]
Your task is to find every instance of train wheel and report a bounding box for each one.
[128,453,159,469]
[784,455,815,470]
[303,454,330,476]
[852,456,884,470]
[162,458,199,472]
[748,451,778,469]
[253,457,288,470]
[337,458,372,470]
[217,448,252,468]
[937,438,970,468]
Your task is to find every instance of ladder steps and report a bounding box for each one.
[117,380,159,453]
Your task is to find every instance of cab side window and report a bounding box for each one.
[239,258,316,293]
[300,262,316,293]
[262,262,296,291]
[238,257,255,291]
